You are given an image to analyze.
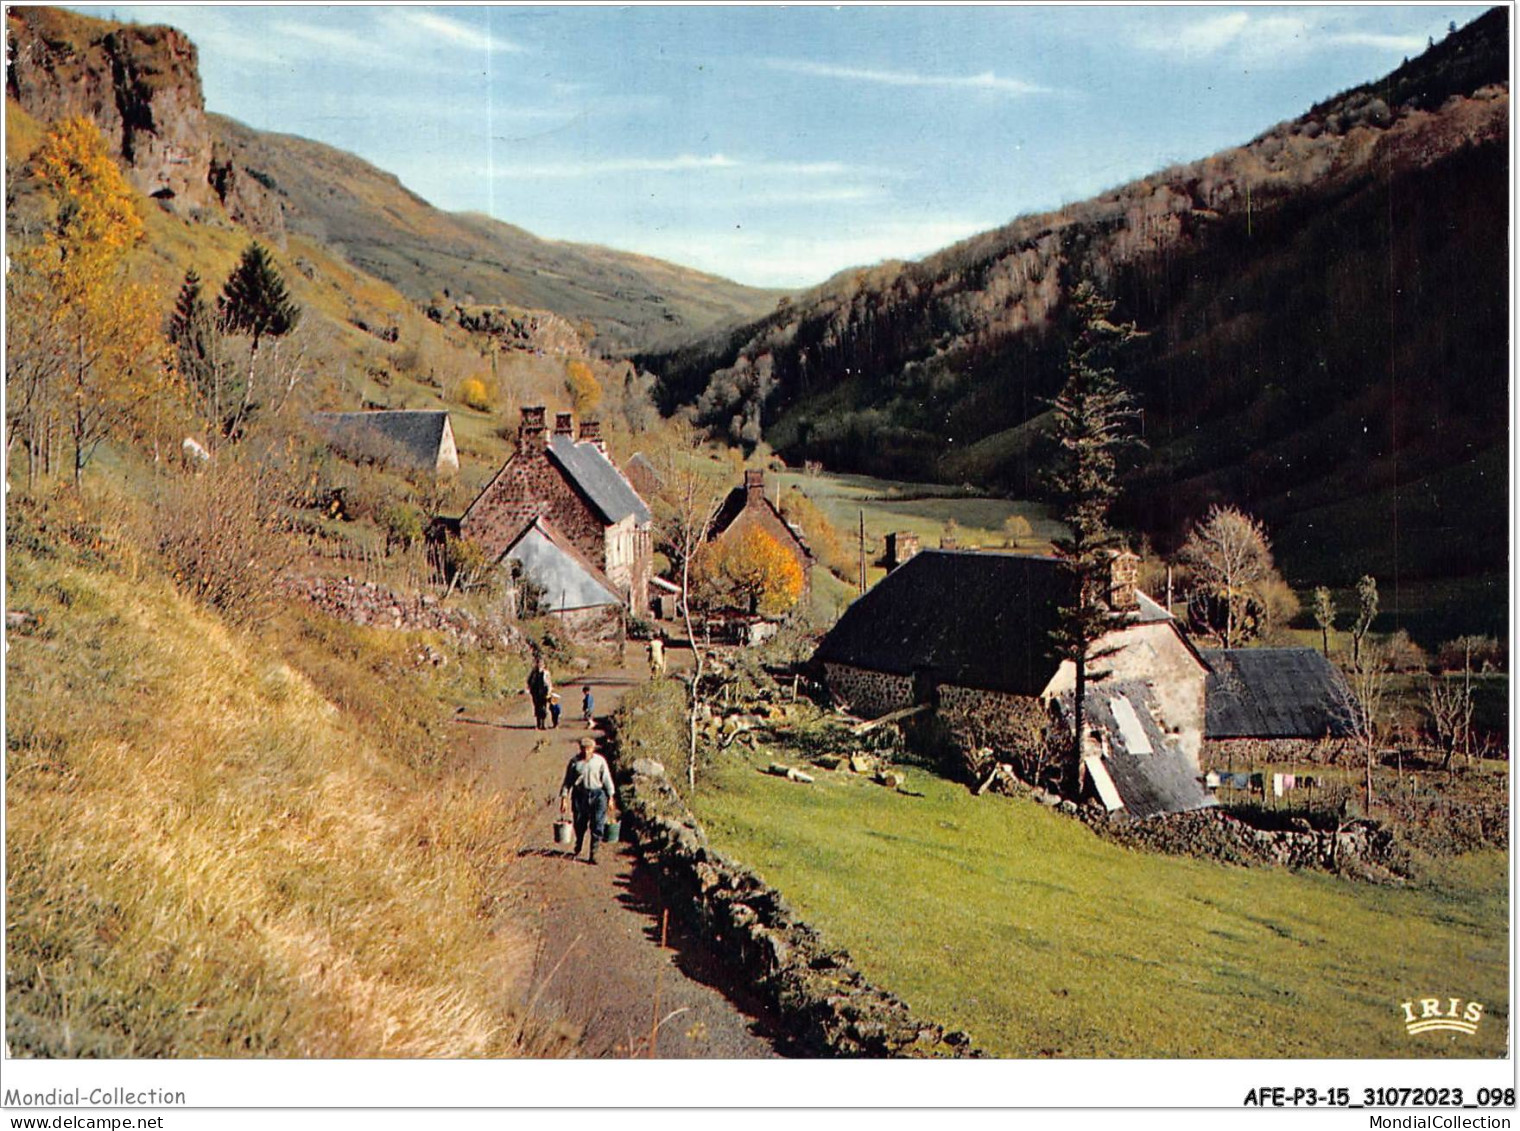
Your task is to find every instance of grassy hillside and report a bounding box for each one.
[643,9,1509,633]
[5,498,553,1056]
[694,740,1508,1059]
[209,115,782,353]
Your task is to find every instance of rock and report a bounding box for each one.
[813,755,843,771]
[849,754,875,774]
[874,771,903,789]
[767,763,793,777]
[786,768,815,784]
[631,758,666,778]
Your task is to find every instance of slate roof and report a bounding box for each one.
[1202,648,1358,739]
[1060,681,1217,819]
[814,552,1076,695]
[504,518,621,611]
[626,452,663,490]
[311,411,454,469]
[547,435,652,525]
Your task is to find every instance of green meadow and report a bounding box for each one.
[693,746,1508,1059]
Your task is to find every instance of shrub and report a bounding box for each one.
[1437,635,1506,672]
[1383,628,1430,673]
[152,455,295,627]
[378,502,424,553]
[458,377,493,412]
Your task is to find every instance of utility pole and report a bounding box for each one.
[858,509,866,594]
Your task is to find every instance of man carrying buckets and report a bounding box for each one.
[559,736,615,864]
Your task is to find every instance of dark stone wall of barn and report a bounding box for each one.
[822,663,914,717]
[1201,737,1357,768]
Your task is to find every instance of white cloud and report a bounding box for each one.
[1169,12,1252,56]
[1328,31,1427,53]
[390,10,523,54]
[765,59,1053,96]
[492,154,854,179]
[270,20,411,67]
[1143,10,1429,65]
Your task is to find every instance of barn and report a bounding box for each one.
[1201,648,1358,766]
[813,549,1213,816]
[311,410,459,474]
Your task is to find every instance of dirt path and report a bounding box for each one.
[458,661,784,1058]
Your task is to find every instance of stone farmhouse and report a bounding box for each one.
[812,549,1215,818]
[1201,648,1357,767]
[706,470,813,599]
[311,409,459,474]
[456,406,653,619]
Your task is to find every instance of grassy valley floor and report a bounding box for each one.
[693,748,1508,1058]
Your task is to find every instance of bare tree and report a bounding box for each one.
[1344,643,1390,812]
[1312,586,1337,657]
[1177,505,1279,649]
[1426,641,1475,772]
[655,417,727,791]
[1351,574,1379,668]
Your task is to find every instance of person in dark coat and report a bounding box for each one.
[527,660,552,730]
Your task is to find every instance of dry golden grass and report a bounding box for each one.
[6,531,554,1057]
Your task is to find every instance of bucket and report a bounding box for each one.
[553,819,574,846]
[602,819,621,843]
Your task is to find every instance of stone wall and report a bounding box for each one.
[938,684,1045,752]
[605,725,978,1058]
[822,663,914,719]
[1202,736,1357,768]
[279,575,521,650]
[1081,807,1410,882]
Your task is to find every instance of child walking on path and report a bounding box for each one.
[582,685,595,728]
[549,692,562,729]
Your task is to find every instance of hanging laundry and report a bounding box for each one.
[1272,773,1284,798]
[1283,774,1296,791]
[1205,771,1222,788]
[1249,772,1265,792]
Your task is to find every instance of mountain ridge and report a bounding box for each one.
[5,5,781,352]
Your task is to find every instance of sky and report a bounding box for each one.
[87,4,1487,289]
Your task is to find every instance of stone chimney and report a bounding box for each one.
[553,411,575,439]
[885,531,920,570]
[1108,549,1140,611]
[578,417,606,453]
[518,405,547,451]
[744,469,765,504]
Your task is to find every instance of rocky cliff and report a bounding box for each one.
[9,7,208,213]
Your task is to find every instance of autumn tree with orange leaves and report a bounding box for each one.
[6,117,175,488]
[693,524,805,616]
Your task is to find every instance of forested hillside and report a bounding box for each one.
[643,9,1509,607]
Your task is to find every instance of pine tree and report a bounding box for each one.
[218,243,301,437]
[168,268,228,437]
[1044,281,1143,771]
